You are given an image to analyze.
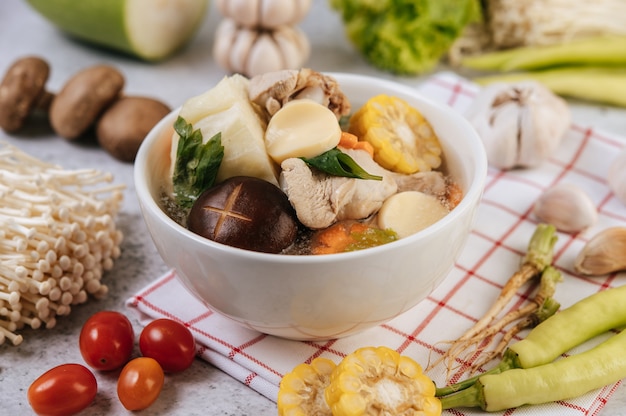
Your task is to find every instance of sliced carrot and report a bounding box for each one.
[338,132,374,157]
[446,181,464,209]
[311,221,396,255]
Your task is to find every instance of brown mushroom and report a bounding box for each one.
[96,96,171,162]
[0,56,54,132]
[50,65,125,140]
[187,176,299,253]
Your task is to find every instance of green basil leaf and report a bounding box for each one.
[301,148,383,181]
[172,116,224,209]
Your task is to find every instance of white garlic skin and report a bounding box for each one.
[215,0,312,29]
[533,183,597,233]
[574,227,626,275]
[213,19,310,78]
[465,81,571,170]
[608,146,626,206]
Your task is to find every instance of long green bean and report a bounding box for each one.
[436,284,626,396]
[461,35,626,71]
[440,327,626,411]
[473,67,626,108]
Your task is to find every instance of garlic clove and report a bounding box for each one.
[246,32,286,77]
[272,26,310,69]
[216,0,311,29]
[216,0,260,28]
[261,0,312,28]
[229,28,258,75]
[608,147,626,206]
[481,99,521,169]
[213,19,239,71]
[574,227,626,275]
[532,183,597,233]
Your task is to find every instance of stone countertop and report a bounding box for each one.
[1,1,626,415]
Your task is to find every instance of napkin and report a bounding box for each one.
[127,72,626,415]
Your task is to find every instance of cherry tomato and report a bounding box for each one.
[139,318,196,373]
[28,363,97,416]
[117,357,165,410]
[79,310,134,371]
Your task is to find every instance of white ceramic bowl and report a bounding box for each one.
[134,73,487,340]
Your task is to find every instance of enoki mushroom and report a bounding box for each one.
[0,143,125,345]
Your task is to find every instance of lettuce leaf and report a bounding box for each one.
[329,0,482,74]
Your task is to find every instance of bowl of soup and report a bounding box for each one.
[134,72,487,340]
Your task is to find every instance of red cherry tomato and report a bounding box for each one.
[139,318,196,373]
[117,357,164,410]
[28,363,97,416]
[79,310,134,371]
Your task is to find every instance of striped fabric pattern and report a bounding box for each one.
[127,72,626,415]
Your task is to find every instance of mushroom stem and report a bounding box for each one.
[0,143,125,345]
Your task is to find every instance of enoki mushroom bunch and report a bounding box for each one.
[0,143,124,345]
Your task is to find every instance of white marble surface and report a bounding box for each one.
[1,1,626,415]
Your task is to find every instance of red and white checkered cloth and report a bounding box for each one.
[127,72,626,415]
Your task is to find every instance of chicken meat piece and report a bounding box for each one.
[391,170,447,197]
[281,148,449,229]
[248,68,351,120]
[280,149,397,229]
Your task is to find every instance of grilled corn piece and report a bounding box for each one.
[348,95,442,174]
[325,346,441,416]
[277,357,336,416]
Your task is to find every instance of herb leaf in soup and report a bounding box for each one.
[301,148,383,181]
[172,116,224,209]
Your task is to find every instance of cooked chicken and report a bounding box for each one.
[248,68,351,120]
[391,170,447,197]
[280,148,448,229]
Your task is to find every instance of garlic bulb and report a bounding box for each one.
[213,18,310,78]
[608,146,626,206]
[574,227,626,275]
[215,0,311,29]
[533,183,597,233]
[465,81,571,170]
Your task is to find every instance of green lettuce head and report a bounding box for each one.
[330,0,482,75]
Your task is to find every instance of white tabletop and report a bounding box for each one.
[1,1,626,414]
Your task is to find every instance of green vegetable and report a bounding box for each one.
[437,224,557,365]
[473,67,626,108]
[329,0,482,74]
[25,0,208,61]
[439,327,626,411]
[345,227,397,251]
[172,116,224,209]
[437,284,626,397]
[462,35,626,71]
[301,148,383,181]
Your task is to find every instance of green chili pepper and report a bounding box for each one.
[439,327,626,411]
[437,284,626,396]
[510,284,626,368]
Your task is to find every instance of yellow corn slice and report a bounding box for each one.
[277,357,336,416]
[349,95,442,174]
[325,346,442,416]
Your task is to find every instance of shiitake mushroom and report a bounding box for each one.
[187,176,299,253]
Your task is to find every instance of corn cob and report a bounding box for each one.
[277,357,336,416]
[348,95,442,174]
[325,346,441,416]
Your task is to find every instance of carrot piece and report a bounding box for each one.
[446,181,464,209]
[338,132,374,157]
[311,221,396,255]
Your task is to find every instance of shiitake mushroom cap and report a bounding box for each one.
[187,176,299,253]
